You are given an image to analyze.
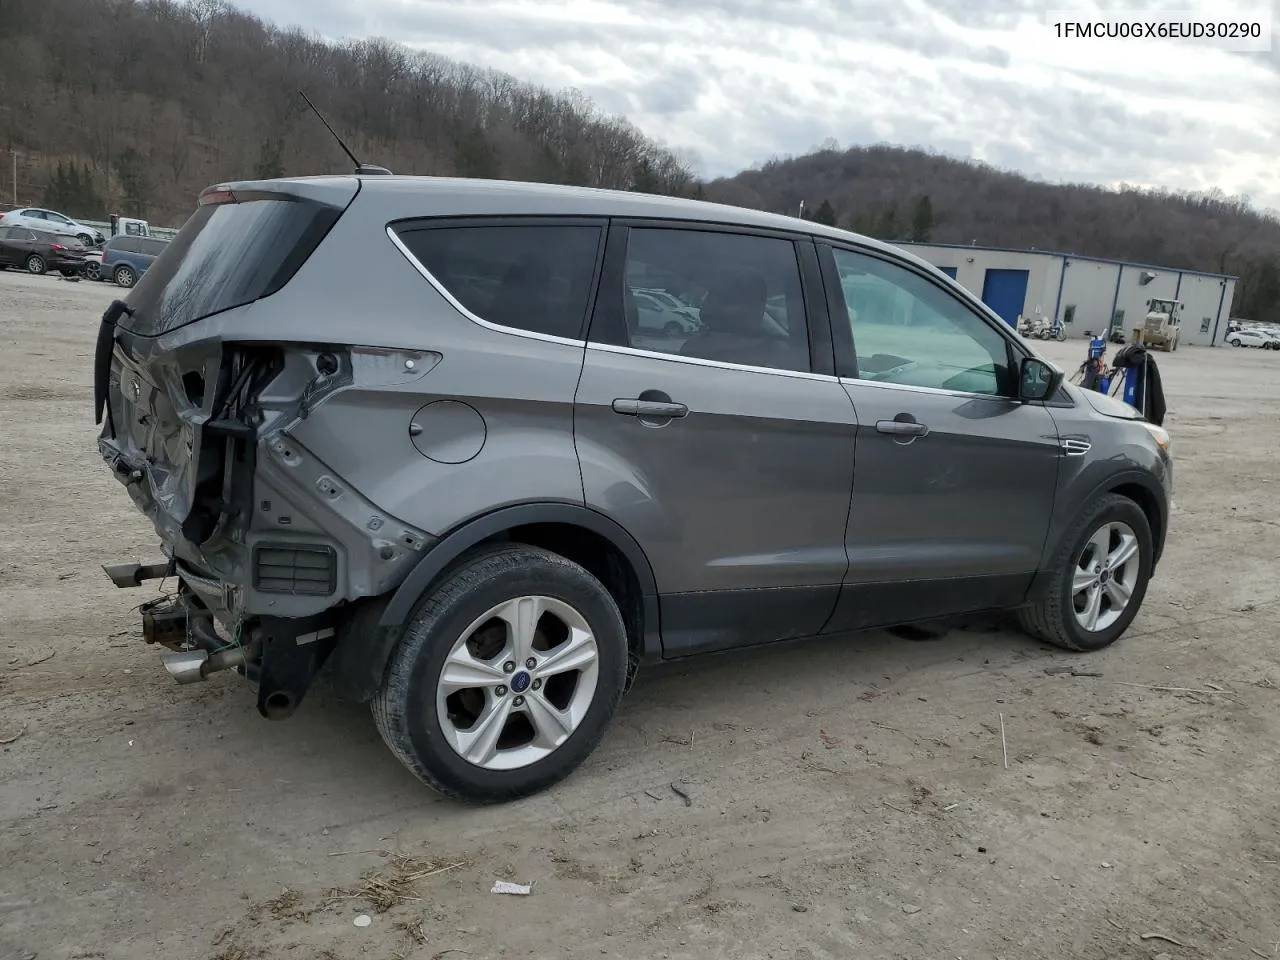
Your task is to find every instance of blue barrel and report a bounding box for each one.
[1122,363,1142,408]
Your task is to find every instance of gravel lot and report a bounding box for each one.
[2,269,1279,960]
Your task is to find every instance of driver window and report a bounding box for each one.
[831,247,1012,397]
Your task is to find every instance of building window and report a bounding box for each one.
[1201,316,1211,333]
[1063,305,1076,324]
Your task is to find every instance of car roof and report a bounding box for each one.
[218,174,943,276]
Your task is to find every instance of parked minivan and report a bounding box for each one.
[103,234,169,287]
[94,176,1173,803]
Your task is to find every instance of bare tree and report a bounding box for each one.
[1,0,696,221]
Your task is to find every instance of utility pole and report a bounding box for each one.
[797,200,805,219]
[10,150,15,207]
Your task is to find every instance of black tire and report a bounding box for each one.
[114,265,136,288]
[26,254,46,275]
[663,320,683,338]
[84,262,101,282]
[76,233,92,245]
[1230,339,1241,347]
[372,544,628,803]
[1018,493,1153,651]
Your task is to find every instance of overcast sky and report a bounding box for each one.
[238,0,1280,211]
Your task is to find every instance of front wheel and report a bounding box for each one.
[373,544,629,803]
[84,261,101,282]
[114,265,136,288]
[1018,493,1153,651]
[1230,339,1241,347]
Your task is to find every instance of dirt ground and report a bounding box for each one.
[2,268,1279,960]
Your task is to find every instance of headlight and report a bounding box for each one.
[1140,422,1170,455]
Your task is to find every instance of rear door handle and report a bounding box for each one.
[876,419,928,438]
[612,399,688,419]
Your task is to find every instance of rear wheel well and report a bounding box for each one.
[1109,482,1162,561]
[483,522,645,681]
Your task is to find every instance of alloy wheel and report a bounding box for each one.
[1071,521,1140,633]
[436,595,600,771]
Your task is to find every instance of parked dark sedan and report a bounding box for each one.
[0,226,89,276]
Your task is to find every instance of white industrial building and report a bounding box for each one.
[898,242,1238,347]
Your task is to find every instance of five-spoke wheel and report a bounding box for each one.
[1070,521,1140,633]
[1019,493,1153,651]
[436,595,600,771]
[373,545,628,803]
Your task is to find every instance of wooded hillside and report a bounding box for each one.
[3,0,1276,321]
[0,0,696,224]
[706,144,1280,323]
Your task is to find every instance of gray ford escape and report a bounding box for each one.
[95,176,1172,803]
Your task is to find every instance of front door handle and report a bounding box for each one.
[876,418,928,438]
[612,398,688,419]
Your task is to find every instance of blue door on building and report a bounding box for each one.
[939,266,958,279]
[980,269,1029,328]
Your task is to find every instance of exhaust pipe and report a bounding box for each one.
[160,646,247,684]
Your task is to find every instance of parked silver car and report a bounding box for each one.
[0,207,104,246]
[94,176,1173,803]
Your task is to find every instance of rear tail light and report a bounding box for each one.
[200,188,237,206]
[50,244,65,252]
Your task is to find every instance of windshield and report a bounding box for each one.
[121,193,343,336]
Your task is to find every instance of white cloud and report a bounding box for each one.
[238,0,1280,210]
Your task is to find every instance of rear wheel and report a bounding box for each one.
[373,544,628,803]
[114,264,136,288]
[26,254,46,275]
[1018,494,1152,651]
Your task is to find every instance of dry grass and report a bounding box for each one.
[327,855,470,914]
[208,944,265,960]
[395,917,428,944]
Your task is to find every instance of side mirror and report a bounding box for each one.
[1019,356,1063,402]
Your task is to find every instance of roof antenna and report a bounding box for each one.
[297,89,392,176]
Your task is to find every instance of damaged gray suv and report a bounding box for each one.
[95,175,1172,803]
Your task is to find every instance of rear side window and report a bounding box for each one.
[611,227,811,373]
[121,195,343,336]
[111,237,139,254]
[395,223,603,340]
